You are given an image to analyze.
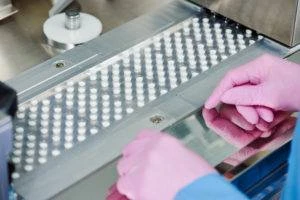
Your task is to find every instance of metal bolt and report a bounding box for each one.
[65,9,81,30]
[150,115,164,124]
[54,61,65,68]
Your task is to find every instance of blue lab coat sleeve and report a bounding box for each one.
[175,173,248,200]
[281,116,300,199]
[176,116,300,200]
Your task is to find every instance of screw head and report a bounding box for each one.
[150,115,164,124]
[54,60,65,68]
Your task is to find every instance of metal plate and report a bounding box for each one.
[10,9,261,180]
[189,0,300,46]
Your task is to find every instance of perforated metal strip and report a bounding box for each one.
[11,12,261,179]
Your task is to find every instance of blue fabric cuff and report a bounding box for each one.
[175,173,248,200]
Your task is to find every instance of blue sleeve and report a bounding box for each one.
[175,116,300,200]
[281,116,300,199]
[175,173,248,200]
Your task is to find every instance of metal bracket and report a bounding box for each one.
[0,0,17,21]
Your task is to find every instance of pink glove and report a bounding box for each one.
[224,116,295,167]
[109,130,215,200]
[236,105,274,125]
[202,106,296,166]
[203,106,261,148]
[106,184,129,200]
[219,104,293,137]
[205,53,300,120]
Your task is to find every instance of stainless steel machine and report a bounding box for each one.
[2,0,300,199]
[0,0,17,20]
[191,0,300,47]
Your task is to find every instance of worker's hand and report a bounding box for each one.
[106,184,129,200]
[205,54,300,121]
[202,106,296,166]
[224,116,296,166]
[202,105,294,147]
[112,130,215,200]
[232,105,287,136]
[236,105,274,125]
[218,104,276,135]
[202,106,261,148]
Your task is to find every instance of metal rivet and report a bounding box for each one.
[54,60,66,68]
[150,115,164,124]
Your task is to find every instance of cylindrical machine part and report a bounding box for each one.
[65,10,81,30]
[43,12,102,49]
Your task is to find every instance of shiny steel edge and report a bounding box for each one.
[293,0,300,45]
[0,2,18,21]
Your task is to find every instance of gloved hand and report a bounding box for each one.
[236,105,281,136]
[236,105,274,125]
[214,104,293,137]
[202,106,296,166]
[224,118,295,167]
[205,53,300,119]
[107,130,215,200]
[203,106,261,148]
[106,184,129,200]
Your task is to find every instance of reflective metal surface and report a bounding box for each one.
[50,38,288,200]
[190,0,300,47]
[0,0,173,81]
[11,6,260,181]
[166,109,237,166]
[167,105,294,175]
[5,1,291,199]
[0,0,17,20]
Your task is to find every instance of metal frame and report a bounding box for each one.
[0,0,17,21]
[6,0,200,103]
[293,0,300,45]
[6,1,291,199]
[12,39,288,200]
[189,0,300,47]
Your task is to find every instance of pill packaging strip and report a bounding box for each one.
[11,11,260,179]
